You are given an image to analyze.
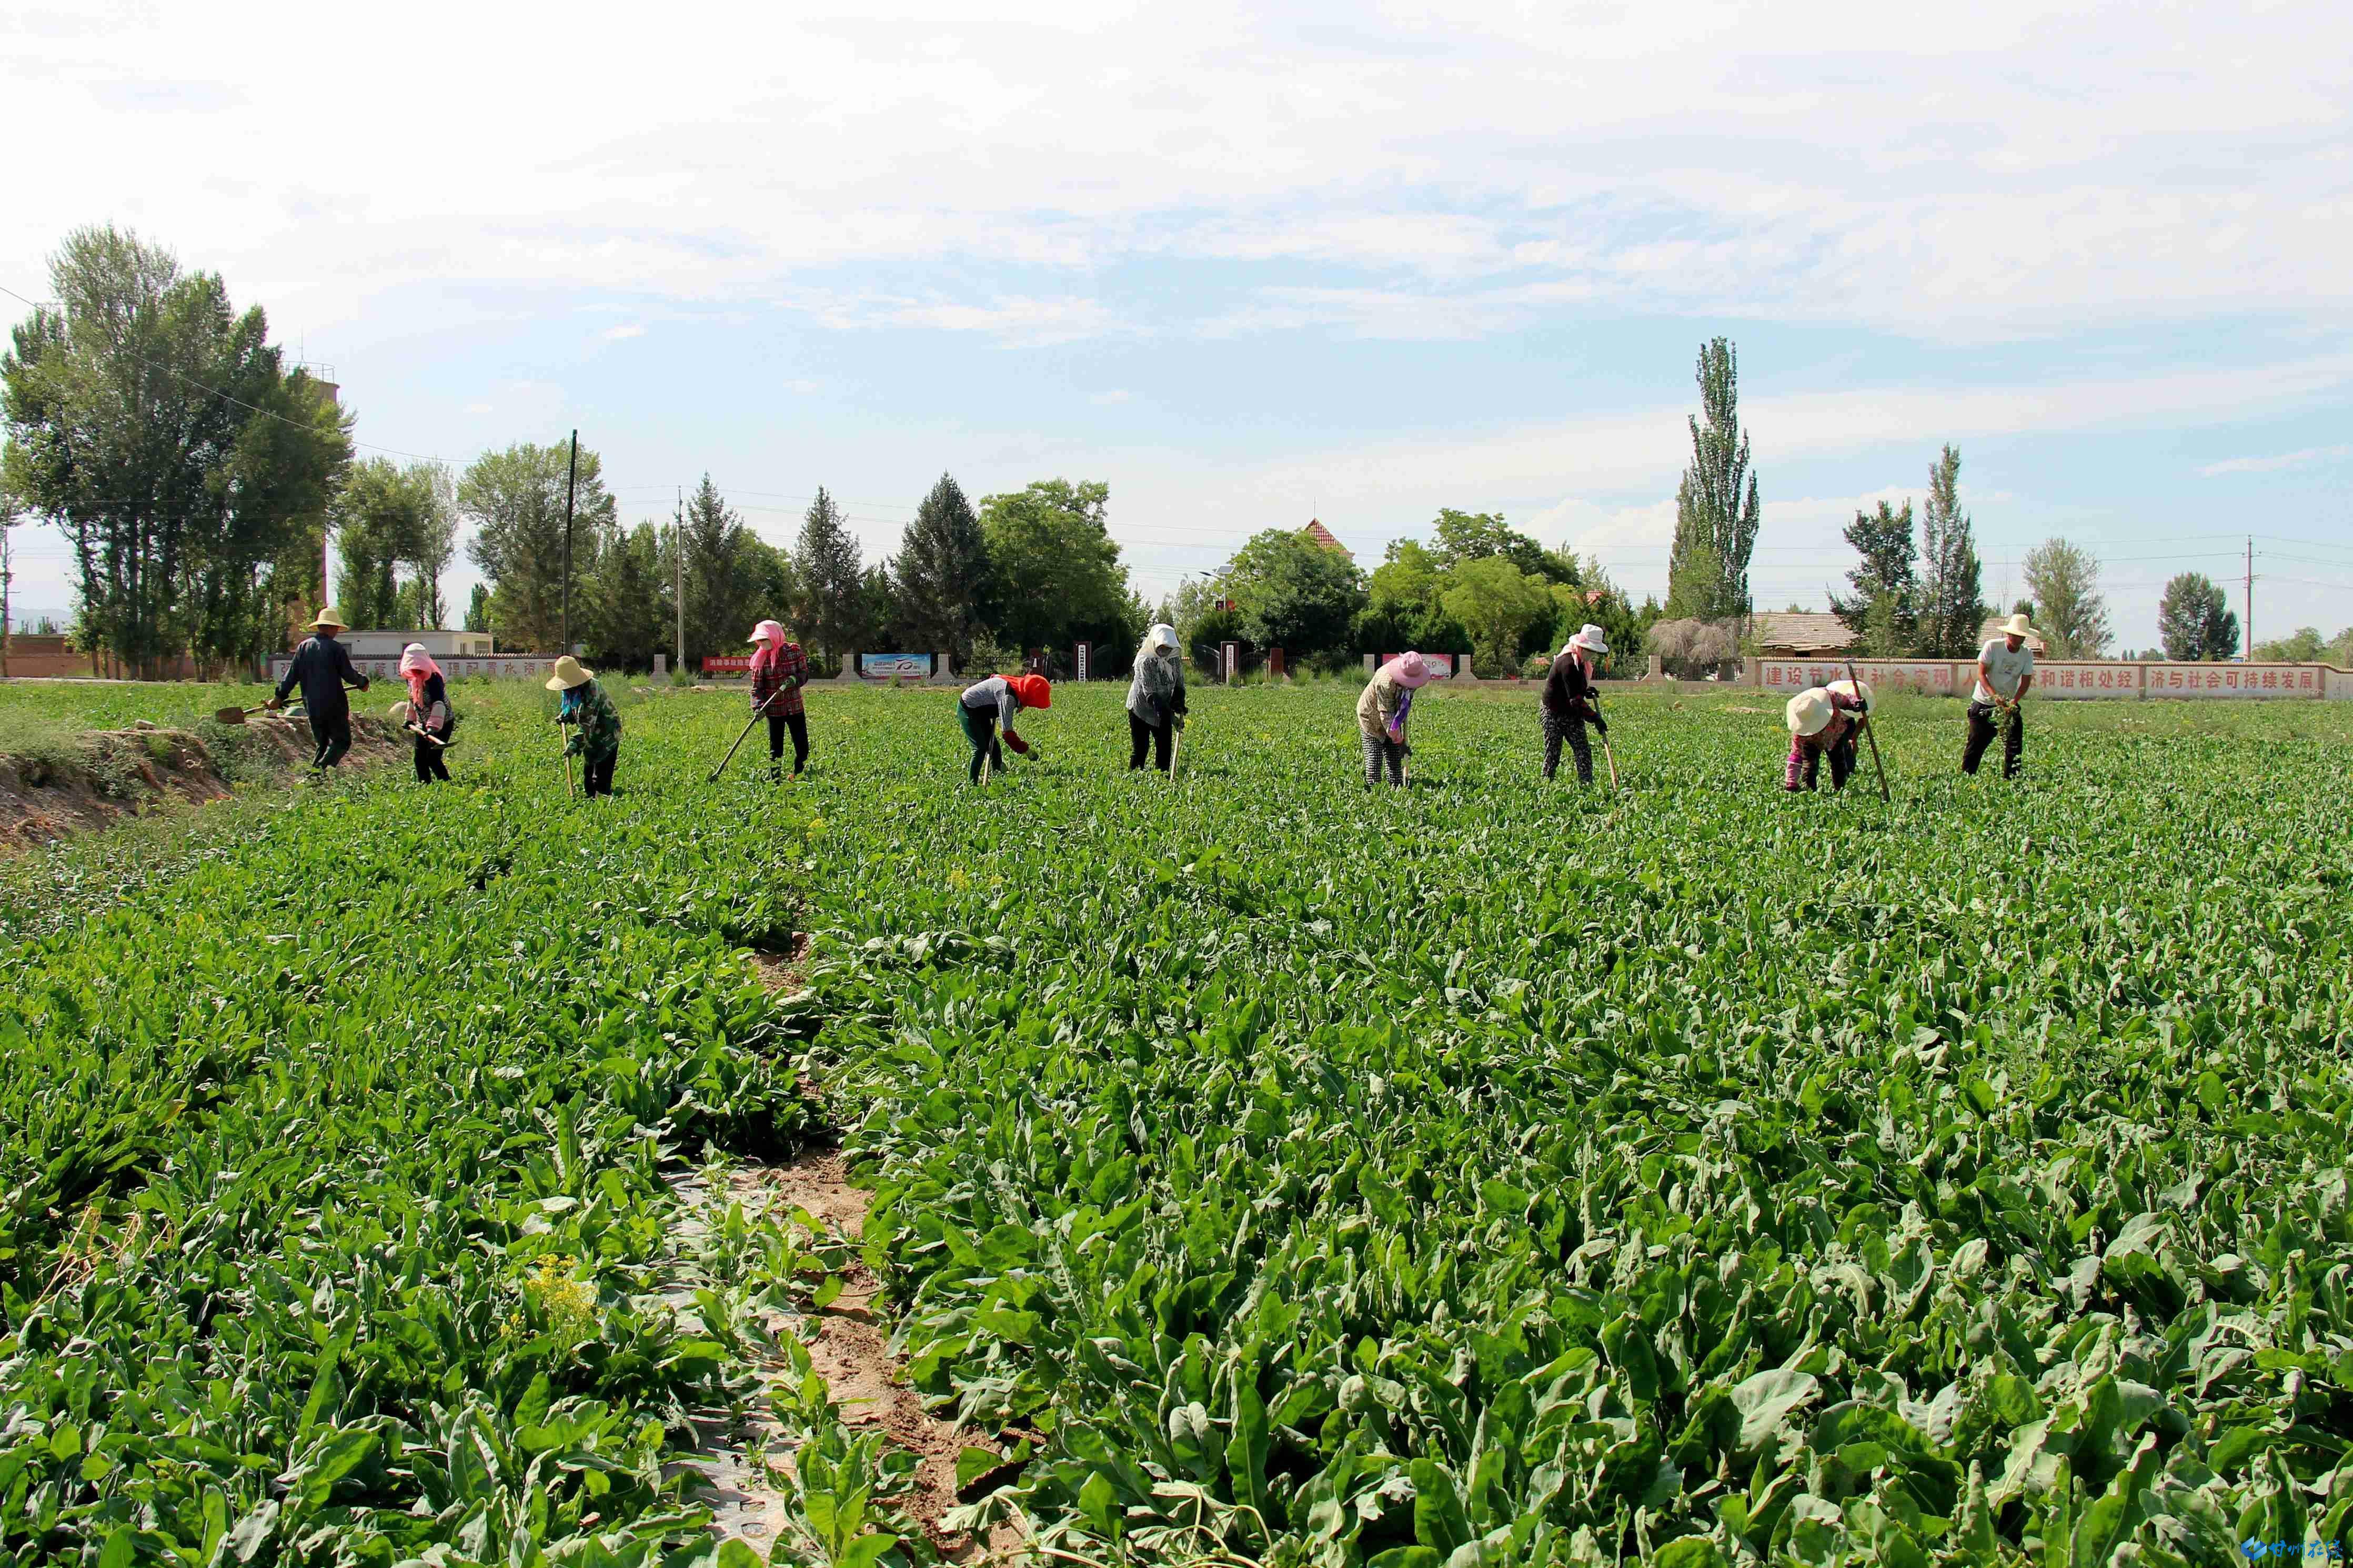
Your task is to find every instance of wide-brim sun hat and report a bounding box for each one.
[310,609,347,631]
[2000,613,2040,639]
[1786,689,1835,737]
[1569,623,1610,656]
[1389,651,1433,688]
[1828,677,1875,707]
[1010,673,1052,709]
[545,655,594,691]
[748,619,787,644]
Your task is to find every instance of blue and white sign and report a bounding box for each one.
[858,652,933,681]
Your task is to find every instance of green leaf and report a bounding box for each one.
[1410,1456,1471,1554]
[1731,1367,1818,1451]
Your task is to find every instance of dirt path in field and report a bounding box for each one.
[677,941,1019,1562]
[0,715,403,855]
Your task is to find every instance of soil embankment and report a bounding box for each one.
[0,715,401,853]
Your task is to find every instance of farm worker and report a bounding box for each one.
[398,642,457,783]
[548,655,623,798]
[1541,624,1611,784]
[959,672,1050,782]
[268,608,370,772]
[1964,613,2037,779]
[1125,623,1188,772]
[748,619,810,778]
[1356,651,1434,788]
[1783,680,1871,792]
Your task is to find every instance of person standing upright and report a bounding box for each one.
[1541,625,1610,785]
[1963,613,2038,779]
[1125,624,1188,772]
[748,619,810,778]
[269,609,371,773]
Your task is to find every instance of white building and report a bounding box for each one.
[344,630,493,659]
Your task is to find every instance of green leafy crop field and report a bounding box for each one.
[3,679,2349,1567]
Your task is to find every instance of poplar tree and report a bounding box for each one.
[1665,338,1761,621]
[1915,444,1987,656]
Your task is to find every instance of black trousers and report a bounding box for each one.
[1541,709,1593,783]
[1129,711,1173,771]
[1962,702,2023,779]
[960,708,1004,782]
[768,711,810,771]
[1797,738,1858,791]
[412,734,451,782]
[308,711,352,769]
[581,746,618,797]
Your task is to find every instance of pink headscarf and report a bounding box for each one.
[400,643,441,705]
[749,619,789,672]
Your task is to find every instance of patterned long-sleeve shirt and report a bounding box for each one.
[558,679,622,755]
[1784,688,1864,789]
[751,643,808,718]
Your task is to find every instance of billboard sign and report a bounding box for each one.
[858,652,933,681]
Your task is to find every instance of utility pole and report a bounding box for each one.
[2244,535,2254,659]
[560,430,579,654]
[674,485,686,678]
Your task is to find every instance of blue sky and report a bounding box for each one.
[5,0,2350,649]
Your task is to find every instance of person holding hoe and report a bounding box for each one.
[1126,623,1188,772]
[548,655,622,797]
[397,642,458,783]
[1541,625,1610,785]
[1963,612,2037,779]
[268,608,370,774]
[1356,651,1434,788]
[959,670,1050,783]
[749,619,810,778]
[1783,679,1871,793]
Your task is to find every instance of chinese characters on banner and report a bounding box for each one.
[1755,661,1953,693]
[1753,660,2327,699]
[701,656,753,675]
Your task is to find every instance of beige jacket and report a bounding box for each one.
[1356,665,1412,738]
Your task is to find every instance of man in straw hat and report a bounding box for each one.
[1540,624,1611,784]
[1783,680,1870,792]
[548,655,623,797]
[268,609,371,773]
[1964,612,2038,779]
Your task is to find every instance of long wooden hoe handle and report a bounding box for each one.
[708,686,787,782]
[1847,659,1892,806]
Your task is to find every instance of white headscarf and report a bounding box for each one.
[1129,623,1183,720]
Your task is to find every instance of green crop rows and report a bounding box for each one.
[4,680,2350,1568]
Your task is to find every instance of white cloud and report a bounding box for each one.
[462,401,492,414]
[7,1,2350,345]
[1091,389,1132,406]
[2199,444,2353,477]
[600,323,645,341]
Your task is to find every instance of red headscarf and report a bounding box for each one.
[1010,674,1051,710]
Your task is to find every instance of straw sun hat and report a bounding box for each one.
[544,655,594,691]
[1999,612,2040,640]
[1785,689,1836,737]
[309,608,347,631]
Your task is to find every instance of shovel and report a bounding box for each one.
[213,705,270,725]
[1170,719,1184,781]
